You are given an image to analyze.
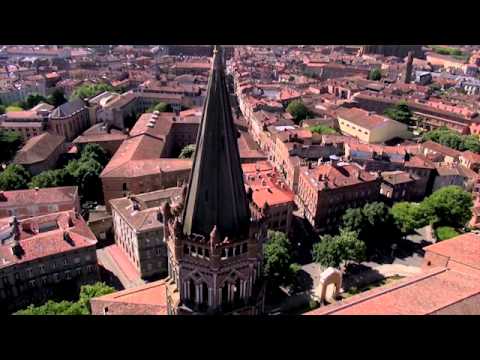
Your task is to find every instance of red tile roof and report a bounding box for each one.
[14,132,65,165]
[0,186,78,209]
[423,233,480,270]
[336,107,395,130]
[306,267,480,315]
[0,210,96,268]
[91,279,168,315]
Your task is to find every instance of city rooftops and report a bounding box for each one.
[0,210,96,268]
[0,186,78,209]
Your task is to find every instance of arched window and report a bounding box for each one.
[201,283,208,306]
[221,282,229,304]
[233,278,241,303]
[189,280,196,303]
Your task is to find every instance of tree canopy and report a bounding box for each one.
[390,186,473,234]
[15,282,115,315]
[179,144,196,159]
[47,89,68,108]
[29,169,68,189]
[147,102,169,113]
[0,164,31,191]
[0,105,5,115]
[264,230,300,287]
[383,101,413,125]
[422,185,472,228]
[0,130,23,163]
[312,230,366,269]
[23,93,48,109]
[368,68,382,81]
[286,100,310,123]
[421,127,480,153]
[71,83,114,100]
[341,201,398,251]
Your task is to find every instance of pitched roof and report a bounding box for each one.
[50,98,86,118]
[0,186,78,208]
[13,132,65,165]
[0,210,96,268]
[182,47,251,239]
[336,107,397,130]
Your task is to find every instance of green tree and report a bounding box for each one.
[80,143,110,167]
[368,68,382,81]
[29,169,68,189]
[78,282,115,313]
[0,164,31,191]
[15,282,115,315]
[66,158,104,201]
[383,101,413,125]
[390,202,430,235]
[0,104,5,115]
[312,230,366,269]
[147,102,169,113]
[0,129,23,163]
[71,83,114,100]
[264,230,299,287]
[463,135,480,153]
[422,186,473,228]
[286,100,309,123]
[24,93,47,109]
[47,88,68,108]
[342,208,364,233]
[179,144,196,159]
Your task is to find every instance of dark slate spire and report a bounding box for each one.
[182,46,250,239]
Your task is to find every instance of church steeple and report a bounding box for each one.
[182,46,250,240]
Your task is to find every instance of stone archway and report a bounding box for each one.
[315,267,342,304]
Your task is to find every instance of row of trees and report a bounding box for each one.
[311,186,472,269]
[0,90,67,114]
[391,185,473,234]
[421,127,480,153]
[15,282,115,315]
[0,144,110,202]
[70,83,114,100]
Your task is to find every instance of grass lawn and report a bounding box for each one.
[6,106,24,112]
[309,125,338,135]
[342,275,404,299]
[435,226,459,241]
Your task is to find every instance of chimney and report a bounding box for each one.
[0,191,6,201]
[35,187,39,192]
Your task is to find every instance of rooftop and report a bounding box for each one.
[14,132,65,165]
[0,186,78,208]
[336,107,397,130]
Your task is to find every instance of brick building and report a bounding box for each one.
[296,161,380,231]
[0,210,99,314]
[110,188,181,280]
[100,111,196,210]
[0,186,80,220]
[73,123,128,156]
[49,99,90,141]
[13,132,65,175]
[242,161,295,235]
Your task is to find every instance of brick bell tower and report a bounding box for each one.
[162,46,266,315]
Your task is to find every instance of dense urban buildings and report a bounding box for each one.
[1,44,480,315]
